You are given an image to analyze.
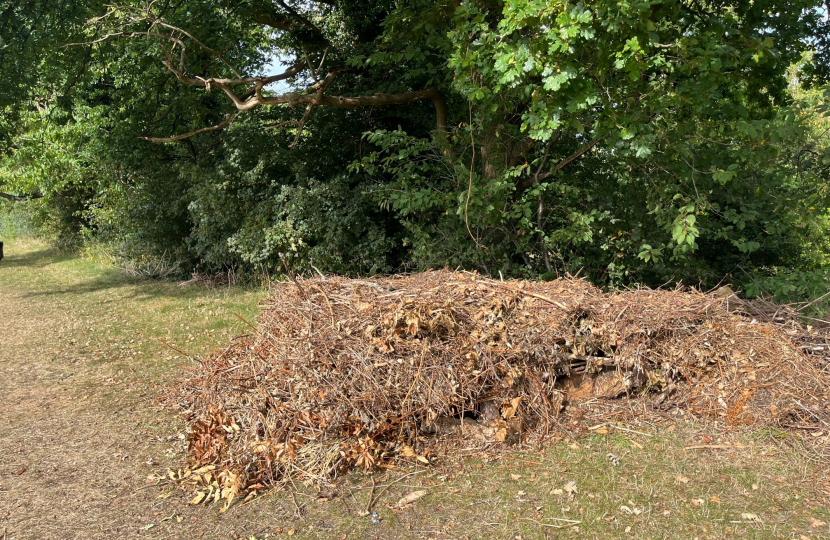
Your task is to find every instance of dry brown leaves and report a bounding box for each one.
[165,271,830,498]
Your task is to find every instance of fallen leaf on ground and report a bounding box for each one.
[396,490,427,508]
[740,512,760,521]
[675,475,689,484]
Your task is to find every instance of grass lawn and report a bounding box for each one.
[1,238,828,539]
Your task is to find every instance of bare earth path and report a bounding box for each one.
[1,239,829,540]
[0,241,279,539]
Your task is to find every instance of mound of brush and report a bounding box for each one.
[167,271,829,499]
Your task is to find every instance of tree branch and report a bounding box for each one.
[140,111,238,142]
[250,2,331,48]
[533,135,557,273]
[519,134,603,188]
[117,15,447,145]
[154,59,448,143]
[552,135,603,172]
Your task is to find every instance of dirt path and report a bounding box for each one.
[0,242,281,539]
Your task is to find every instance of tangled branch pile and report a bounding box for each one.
[168,271,829,500]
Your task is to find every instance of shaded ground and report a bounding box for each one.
[1,239,829,539]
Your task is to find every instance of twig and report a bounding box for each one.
[366,470,425,513]
[685,445,747,450]
[520,517,581,527]
[491,281,567,309]
[234,312,258,333]
[156,338,191,359]
[310,284,334,319]
[499,456,542,465]
[363,477,376,516]
[797,289,830,312]
[278,252,307,300]
[464,102,484,249]
[290,485,304,519]
[610,424,653,438]
[793,399,830,428]
[310,263,326,280]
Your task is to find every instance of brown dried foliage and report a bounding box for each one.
[167,271,830,495]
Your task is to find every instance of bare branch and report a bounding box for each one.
[157,58,448,142]
[140,112,238,142]
[289,104,314,148]
[265,120,301,130]
[153,20,242,78]
[553,135,603,171]
[103,12,447,145]
[518,133,602,189]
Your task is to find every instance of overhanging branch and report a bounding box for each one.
[140,111,238,143]
[153,59,449,143]
[98,12,448,145]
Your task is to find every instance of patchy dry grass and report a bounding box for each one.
[1,238,828,540]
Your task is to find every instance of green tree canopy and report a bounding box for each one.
[1,0,828,305]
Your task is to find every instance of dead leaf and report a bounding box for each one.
[675,475,689,484]
[691,498,704,506]
[563,481,577,495]
[709,496,722,504]
[740,512,760,522]
[416,456,429,464]
[396,490,427,508]
[511,474,521,480]
[810,518,827,528]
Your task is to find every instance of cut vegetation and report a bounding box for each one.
[169,270,830,505]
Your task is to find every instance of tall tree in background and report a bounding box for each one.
[0,0,828,304]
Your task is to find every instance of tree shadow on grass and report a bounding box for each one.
[0,246,77,269]
[2,241,260,302]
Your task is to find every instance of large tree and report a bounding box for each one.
[1,0,829,299]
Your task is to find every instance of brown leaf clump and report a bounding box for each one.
[168,271,829,495]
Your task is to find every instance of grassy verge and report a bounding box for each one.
[0,238,828,540]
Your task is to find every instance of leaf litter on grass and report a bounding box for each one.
[161,270,830,504]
